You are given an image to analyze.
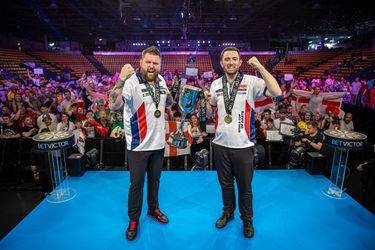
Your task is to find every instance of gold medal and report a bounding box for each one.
[224,115,232,124]
[154,110,161,118]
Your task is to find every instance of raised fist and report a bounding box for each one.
[119,64,135,81]
[247,56,262,70]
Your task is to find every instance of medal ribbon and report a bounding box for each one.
[222,72,244,116]
[136,71,160,110]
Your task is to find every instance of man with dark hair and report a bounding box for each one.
[340,112,354,131]
[21,115,38,137]
[207,47,281,238]
[59,89,73,114]
[110,46,173,240]
[0,114,21,139]
[302,121,323,152]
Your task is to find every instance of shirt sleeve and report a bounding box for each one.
[209,82,217,107]
[122,79,133,103]
[250,76,267,100]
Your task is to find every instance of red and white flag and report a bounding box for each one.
[254,96,275,113]
[164,121,193,157]
[291,90,345,117]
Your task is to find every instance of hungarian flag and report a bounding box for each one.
[164,121,193,157]
[291,90,345,117]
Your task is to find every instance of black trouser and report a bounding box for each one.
[212,143,254,220]
[127,148,164,221]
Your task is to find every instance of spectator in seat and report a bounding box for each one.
[89,110,110,138]
[340,112,354,132]
[57,113,75,132]
[0,114,21,139]
[273,108,293,130]
[38,114,57,133]
[21,115,38,137]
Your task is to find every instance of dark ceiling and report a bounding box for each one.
[0,0,374,43]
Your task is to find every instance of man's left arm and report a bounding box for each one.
[302,135,323,151]
[322,92,347,100]
[248,56,282,97]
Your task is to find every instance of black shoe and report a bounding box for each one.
[215,212,234,229]
[147,208,169,224]
[243,219,254,238]
[126,221,139,240]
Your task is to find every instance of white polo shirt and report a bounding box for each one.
[210,74,267,148]
[122,72,170,151]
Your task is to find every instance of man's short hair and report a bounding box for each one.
[263,109,271,115]
[307,121,318,129]
[2,114,11,119]
[141,46,161,59]
[220,47,241,61]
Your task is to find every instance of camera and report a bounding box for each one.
[191,149,209,171]
[287,127,307,169]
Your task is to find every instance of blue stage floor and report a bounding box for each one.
[1,170,375,250]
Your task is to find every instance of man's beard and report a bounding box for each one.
[141,68,159,82]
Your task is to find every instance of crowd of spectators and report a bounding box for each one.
[0,62,373,157]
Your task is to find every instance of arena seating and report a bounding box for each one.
[240,54,275,74]
[301,48,375,78]
[94,54,140,74]
[94,53,213,75]
[29,51,100,77]
[272,50,337,75]
[0,48,59,78]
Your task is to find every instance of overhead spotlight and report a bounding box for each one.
[208,41,211,44]
[167,41,170,44]
[197,41,200,44]
[157,41,160,43]
[229,15,237,21]
[203,41,205,44]
[98,38,103,41]
[162,40,165,44]
[181,12,184,18]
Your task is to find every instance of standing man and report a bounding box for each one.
[207,47,281,238]
[109,46,172,241]
[350,77,362,106]
[292,86,345,114]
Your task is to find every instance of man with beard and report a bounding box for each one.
[206,47,281,238]
[109,46,173,240]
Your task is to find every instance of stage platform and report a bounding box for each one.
[1,170,375,250]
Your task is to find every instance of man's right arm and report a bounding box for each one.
[109,64,135,110]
